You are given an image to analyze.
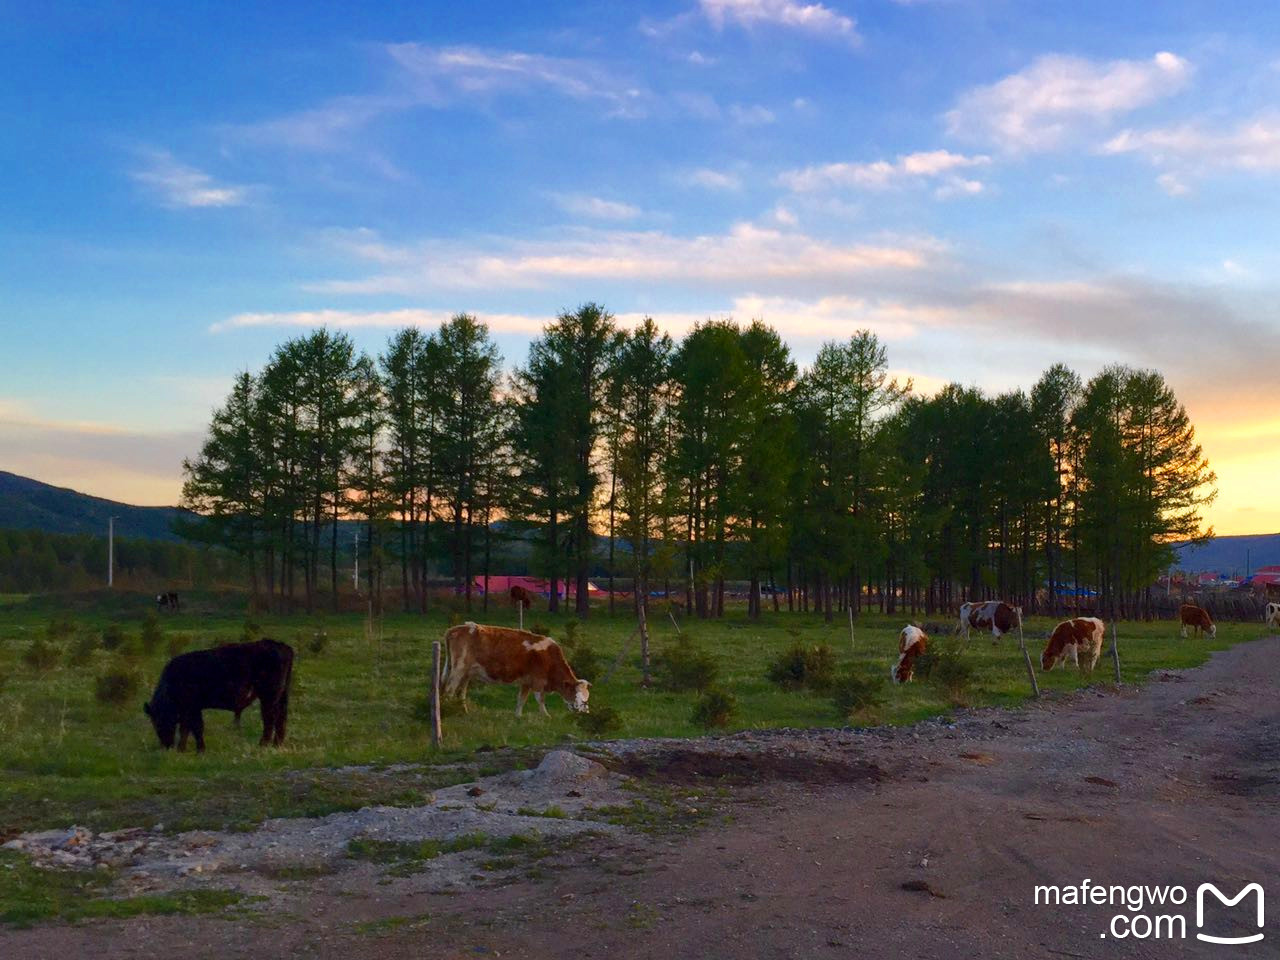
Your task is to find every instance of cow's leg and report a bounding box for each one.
[516,687,530,717]
[273,688,289,745]
[177,724,190,752]
[190,712,206,753]
[535,691,550,716]
[1180,624,1188,639]
[258,697,274,746]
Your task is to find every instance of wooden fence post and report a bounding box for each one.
[669,610,681,635]
[848,606,856,655]
[1110,621,1121,684]
[430,640,443,749]
[1017,612,1040,698]
[518,601,523,631]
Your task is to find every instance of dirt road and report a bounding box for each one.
[6,638,1277,959]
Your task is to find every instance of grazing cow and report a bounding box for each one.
[1267,602,1280,631]
[1180,603,1216,639]
[1041,617,1105,675]
[442,622,589,716]
[143,639,293,752]
[891,625,928,684]
[156,591,180,613]
[510,585,535,610]
[959,601,1020,644]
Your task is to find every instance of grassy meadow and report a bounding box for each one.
[0,589,1269,838]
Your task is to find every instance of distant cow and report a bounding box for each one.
[891,625,928,684]
[1267,602,1280,631]
[959,601,1020,644]
[510,585,535,610]
[1180,603,1216,639]
[443,622,589,716]
[143,639,293,752]
[156,591,180,613]
[1041,617,1105,675]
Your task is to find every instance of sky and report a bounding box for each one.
[2,0,1279,534]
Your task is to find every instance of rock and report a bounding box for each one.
[529,751,606,784]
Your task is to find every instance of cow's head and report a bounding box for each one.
[143,700,177,748]
[569,679,591,713]
[1207,622,1217,638]
[1040,645,1059,672]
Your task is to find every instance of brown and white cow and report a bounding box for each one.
[891,625,928,684]
[1179,603,1216,639]
[442,622,590,716]
[1040,617,1105,675]
[1267,602,1280,632]
[959,601,1020,644]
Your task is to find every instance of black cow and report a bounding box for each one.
[143,639,293,752]
[156,591,180,613]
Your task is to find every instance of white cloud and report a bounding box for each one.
[131,151,252,208]
[554,194,643,221]
[699,0,860,44]
[212,308,549,335]
[1156,172,1190,196]
[946,51,1190,152]
[238,44,649,149]
[729,103,776,125]
[1102,114,1280,182]
[933,177,985,199]
[309,223,939,295]
[680,167,743,190]
[771,204,798,225]
[780,149,989,191]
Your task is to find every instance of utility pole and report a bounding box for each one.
[353,531,360,593]
[108,516,118,588]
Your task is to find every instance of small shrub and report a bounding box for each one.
[573,704,622,737]
[100,624,127,651]
[140,613,164,654]
[23,638,59,672]
[570,643,602,682]
[561,618,580,649]
[46,617,76,641]
[66,632,99,667]
[692,688,736,730]
[239,619,262,643]
[531,621,549,637]
[766,643,836,692]
[829,669,886,721]
[659,636,719,693]
[930,645,975,704]
[95,669,138,707]
[309,629,328,656]
[166,635,189,658]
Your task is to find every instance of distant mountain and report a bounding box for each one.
[1172,532,1280,576]
[0,471,190,542]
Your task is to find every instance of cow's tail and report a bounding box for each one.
[438,626,455,691]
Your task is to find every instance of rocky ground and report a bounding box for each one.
[4,636,1278,959]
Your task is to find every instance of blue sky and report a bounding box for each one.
[2,1,1279,532]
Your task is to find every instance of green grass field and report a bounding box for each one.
[0,591,1269,838]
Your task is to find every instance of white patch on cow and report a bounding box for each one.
[466,621,478,636]
[898,624,926,653]
[1267,603,1280,630]
[522,637,556,652]
[572,679,591,713]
